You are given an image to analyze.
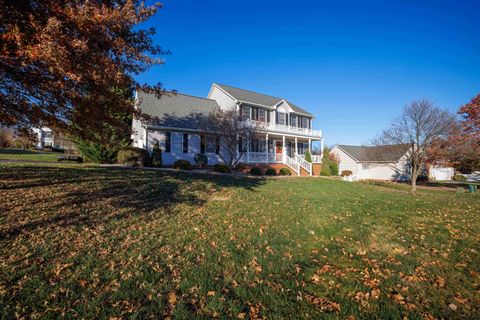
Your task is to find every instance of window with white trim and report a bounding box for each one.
[242,106,251,120]
[258,109,266,122]
[171,132,183,153]
[291,114,298,127]
[277,112,287,125]
[362,163,369,170]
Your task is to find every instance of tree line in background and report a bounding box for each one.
[1,0,166,162]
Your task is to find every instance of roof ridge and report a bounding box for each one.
[138,90,217,103]
[171,92,218,102]
[215,83,283,101]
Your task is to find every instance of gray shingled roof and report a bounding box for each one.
[136,91,220,129]
[216,83,313,116]
[337,144,410,162]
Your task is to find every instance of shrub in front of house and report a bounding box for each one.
[233,163,247,172]
[279,168,291,176]
[250,167,263,176]
[117,147,150,166]
[305,151,312,163]
[320,165,331,176]
[265,168,276,176]
[151,142,162,167]
[341,170,352,177]
[453,174,467,181]
[194,153,208,169]
[173,159,192,170]
[213,163,231,173]
[330,162,339,175]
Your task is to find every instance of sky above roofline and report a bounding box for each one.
[135,0,480,146]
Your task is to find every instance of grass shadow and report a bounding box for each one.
[0,166,265,240]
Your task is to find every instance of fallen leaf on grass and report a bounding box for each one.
[168,292,177,305]
[207,290,216,296]
[448,303,457,311]
[434,276,445,288]
[304,294,341,313]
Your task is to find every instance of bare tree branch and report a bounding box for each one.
[374,100,455,193]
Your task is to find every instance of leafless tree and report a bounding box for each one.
[202,108,261,168]
[375,100,455,193]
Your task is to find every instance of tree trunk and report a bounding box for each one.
[411,168,418,193]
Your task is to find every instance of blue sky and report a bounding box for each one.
[135,0,480,146]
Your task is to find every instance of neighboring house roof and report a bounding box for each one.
[136,91,220,129]
[336,144,410,162]
[215,83,313,117]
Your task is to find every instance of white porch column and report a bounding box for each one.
[282,135,286,163]
[308,138,311,154]
[265,134,269,163]
[247,132,250,164]
[320,139,324,159]
[295,137,298,156]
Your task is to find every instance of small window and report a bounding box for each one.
[171,133,183,153]
[362,163,369,170]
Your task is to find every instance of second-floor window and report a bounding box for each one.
[44,132,53,139]
[257,109,266,122]
[277,112,287,125]
[241,106,251,120]
[290,114,298,127]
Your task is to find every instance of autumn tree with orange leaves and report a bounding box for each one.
[0,0,166,138]
[428,94,480,172]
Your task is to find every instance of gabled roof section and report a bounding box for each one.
[215,83,314,116]
[136,91,220,129]
[337,144,410,162]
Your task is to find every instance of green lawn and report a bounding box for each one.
[0,164,479,319]
[0,148,61,162]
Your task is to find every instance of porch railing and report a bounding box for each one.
[285,155,299,175]
[253,121,322,137]
[296,153,322,163]
[295,154,312,176]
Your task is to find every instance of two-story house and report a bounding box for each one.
[132,83,324,175]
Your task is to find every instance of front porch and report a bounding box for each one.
[240,134,323,176]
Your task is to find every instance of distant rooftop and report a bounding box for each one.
[337,144,410,162]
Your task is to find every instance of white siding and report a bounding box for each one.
[146,129,225,166]
[330,146,360,176]
[360,162,409,180]
[131,118,144,148]
[429,166,454,181]
[330,146,411,180]
[208,85,236,111]
[276,101,293,113]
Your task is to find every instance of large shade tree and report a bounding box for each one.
[0,0,166,134]
[428,94,480,172]
[376,100,455,193]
